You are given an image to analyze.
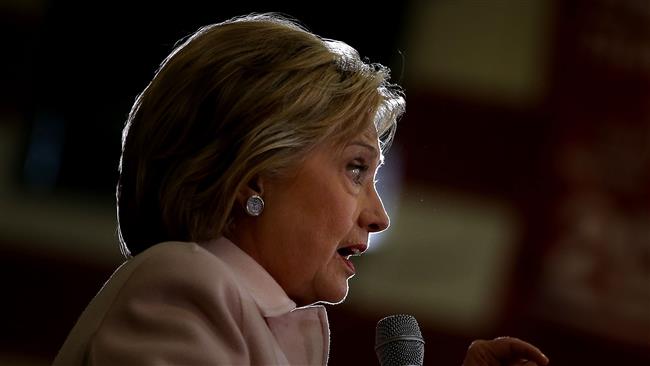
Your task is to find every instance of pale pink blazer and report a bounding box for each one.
[53,237,330,365]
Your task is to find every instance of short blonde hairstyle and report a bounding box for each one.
[117,13,405,257]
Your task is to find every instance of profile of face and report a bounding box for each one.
[231,124,390,306]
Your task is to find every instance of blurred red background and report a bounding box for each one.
[1,0,648,364]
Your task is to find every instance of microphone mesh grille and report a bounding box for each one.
[375,314,424,366]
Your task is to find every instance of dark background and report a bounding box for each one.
[1,0,648,365]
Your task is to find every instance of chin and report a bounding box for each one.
[318,284,349,305]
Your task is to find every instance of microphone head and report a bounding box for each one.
[375,314,425,366]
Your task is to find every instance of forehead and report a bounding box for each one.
[315,123,383,162]
[359,123,380,142]
[341,125,383,162]
[340,123,379,146]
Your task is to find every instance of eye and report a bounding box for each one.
[347,161,369,185]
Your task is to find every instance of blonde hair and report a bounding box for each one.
[117,13,405,257]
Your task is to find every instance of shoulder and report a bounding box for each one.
[84,242,253,364]
[132,241,226,270]
[115,241,244,310]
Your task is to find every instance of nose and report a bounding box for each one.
[359,185,390,233]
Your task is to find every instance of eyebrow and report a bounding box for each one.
[349,141,384,165]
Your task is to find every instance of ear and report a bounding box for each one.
[235,174,265,207]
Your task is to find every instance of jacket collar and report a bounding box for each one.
[202,236,297,317]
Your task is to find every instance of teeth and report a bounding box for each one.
[338,246,363,258]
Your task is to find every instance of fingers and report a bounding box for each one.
[508,359,541,366]
[495,337,549,365]
[463,337,549,366]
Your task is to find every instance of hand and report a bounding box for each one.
[462,336,549,366]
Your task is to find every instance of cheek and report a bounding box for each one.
[311,181,358,235]
[269,167,359,252]
[324,195,357,234]
[289,187,357,262]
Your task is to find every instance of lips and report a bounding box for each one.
[337,243,367,258]
[336,244,368,274]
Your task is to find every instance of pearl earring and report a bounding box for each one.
[245,194,264,216]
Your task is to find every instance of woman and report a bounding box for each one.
[54,13,549,365]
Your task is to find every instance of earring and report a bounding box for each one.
[245,194,264,216]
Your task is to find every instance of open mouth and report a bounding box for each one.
[336,246,362,260]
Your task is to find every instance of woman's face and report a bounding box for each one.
[233,126,389,306]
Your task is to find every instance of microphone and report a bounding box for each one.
[375,314,425,366]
